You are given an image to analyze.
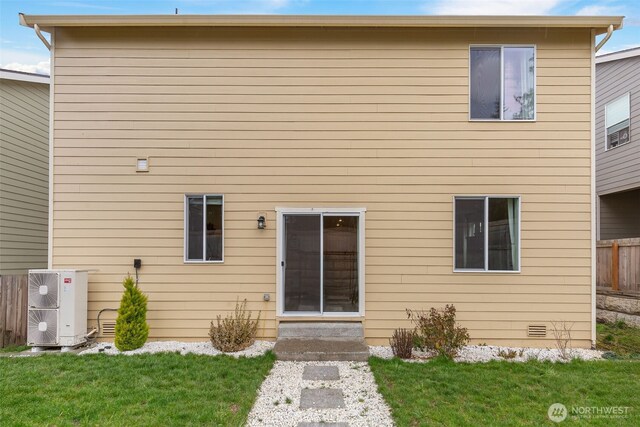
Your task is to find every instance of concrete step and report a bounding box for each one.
[274,338,369,361]
[278,322,364,339]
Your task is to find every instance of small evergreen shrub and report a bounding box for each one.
[389,328,414,359]
[209,299,260,352]
[114,275,149,351]
[407,304,469,359]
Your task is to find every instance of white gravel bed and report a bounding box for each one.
[246,361,394,427]
[370,345,604,363]
[78,340,274,357]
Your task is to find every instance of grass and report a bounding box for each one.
[370,357,640,426]
[0,345,30,353]
[0,351,275,426]
[597,321,640,358]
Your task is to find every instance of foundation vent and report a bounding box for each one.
[101,322,116,336]
[527,324,547,338]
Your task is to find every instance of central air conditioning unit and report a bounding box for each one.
[27,270,88,350]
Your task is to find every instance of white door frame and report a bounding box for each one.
[276,207,366,317]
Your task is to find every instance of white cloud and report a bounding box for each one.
[0,49,50,74]
[576,5,621,16]
[178,0,293,13]
[263,0,290,8]
[596,43,640,56]
[425,0,563,15]
[51,2,120,10]
[2,60,50,76]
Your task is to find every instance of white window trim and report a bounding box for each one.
[275,207,366,317]
[604,92,631,151]
[468,44,537,122]
[453,196,521,273]
[184,194,224,264]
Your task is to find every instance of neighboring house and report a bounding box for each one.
[0,69,49,276]
[595,48,640,240]
[19,14,623,348]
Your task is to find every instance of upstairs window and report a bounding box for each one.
[185,195,223,262]
[470,46,535,121]
[455,197,520,272]
[605,93,630,150]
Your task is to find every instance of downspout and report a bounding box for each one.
[19,14,51,50]
[590,23,615,348]
[19,13,55,269]
[34,24,51,50]
[595,24,613,52]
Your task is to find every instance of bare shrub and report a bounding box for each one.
[551,321,574,360]
[389,328,414,359]
[498,349,518,359]
[407,304,469,359]
[209,299,261,352]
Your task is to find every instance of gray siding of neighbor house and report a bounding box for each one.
[595,55,640,195]
[0,77,49,275]
[599,188,640,240]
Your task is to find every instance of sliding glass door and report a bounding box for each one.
[283,213,360,314]
[284,215,321,312]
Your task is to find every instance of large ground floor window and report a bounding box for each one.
[455,196,520,272]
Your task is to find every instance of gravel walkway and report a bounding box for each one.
[78,340,275,357]
[370,345,604,363]
[246,361,393,427]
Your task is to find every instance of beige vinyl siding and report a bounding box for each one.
[52,26,593,346]
[0,78,49,275]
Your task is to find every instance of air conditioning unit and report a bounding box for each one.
[27,270,88,350]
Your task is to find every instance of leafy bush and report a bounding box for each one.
[115,275,149,351]
[209,299,260,352]
[389,328,414,359]
[407,304,469,359]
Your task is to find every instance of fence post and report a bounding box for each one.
[611,241,619,291]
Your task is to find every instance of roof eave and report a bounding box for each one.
[0,68,50,84]
[19,13,624,35]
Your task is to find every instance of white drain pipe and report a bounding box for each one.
[595,24,614,52]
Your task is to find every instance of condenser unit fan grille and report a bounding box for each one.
[28,309,59,345]
[29,272,59,308]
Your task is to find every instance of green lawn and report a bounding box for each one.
[370,357,640,426]
[0,344,30,353]
[597,321,640,358]
[0,352,274,426]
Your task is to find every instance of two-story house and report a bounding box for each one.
[595,47,640,240]
[20,14,623,348]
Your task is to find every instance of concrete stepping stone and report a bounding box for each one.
[297,423,349,427]
[302,365,340,381]
[300,388,345,409]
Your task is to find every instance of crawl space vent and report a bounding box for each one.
[527,324,547,338]
[101,321,116,336]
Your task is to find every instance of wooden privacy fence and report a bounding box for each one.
[597,238,640,295]
[0,275,28,348]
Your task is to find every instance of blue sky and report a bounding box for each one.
[1,0,639,75]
